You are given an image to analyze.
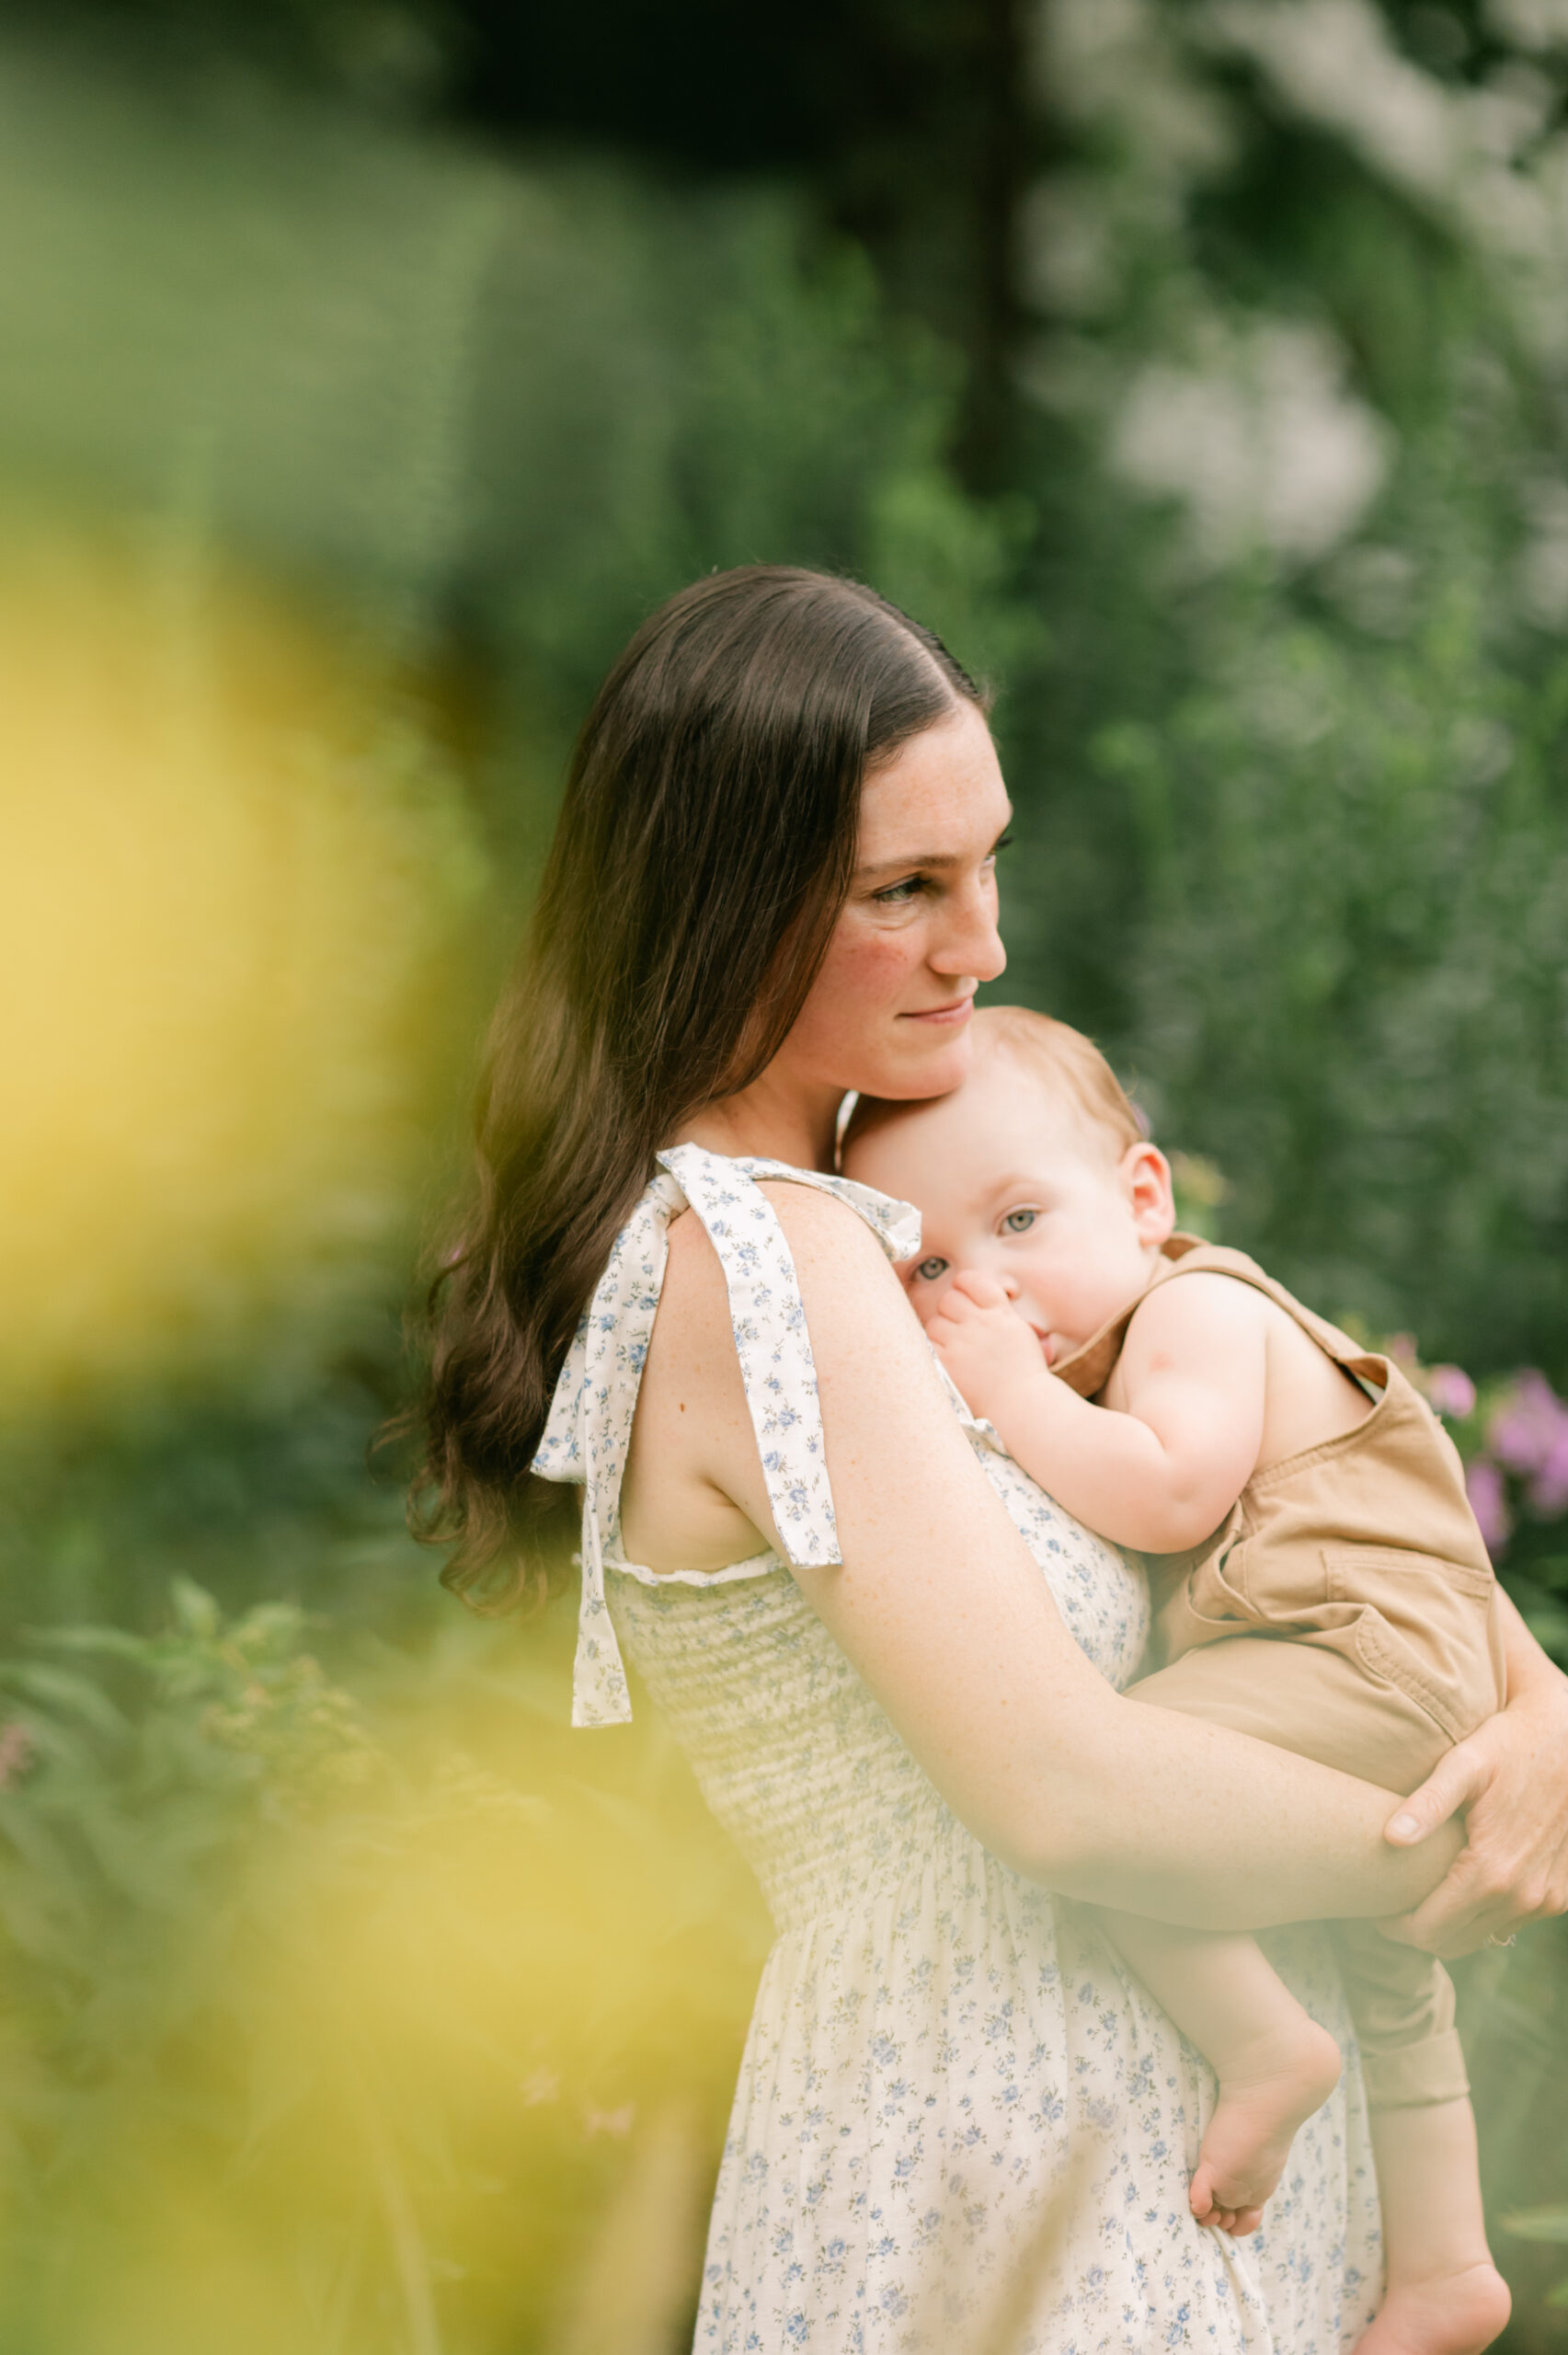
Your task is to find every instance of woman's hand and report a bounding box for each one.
[1380,1590,1568,1958]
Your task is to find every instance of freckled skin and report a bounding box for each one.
[671,702,1013,1175]
[770,705,1013,1114]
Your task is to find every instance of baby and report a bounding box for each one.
[842,1005,1512,2355]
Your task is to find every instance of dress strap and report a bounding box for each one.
[657,1145,917,1570]
[533,1170,682,1728]
[533,1145,920,1729]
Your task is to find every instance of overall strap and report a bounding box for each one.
[1150,1239,1387,1383]
[1050,1234,1386,1400]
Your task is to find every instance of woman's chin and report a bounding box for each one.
[860,1028,973,1103]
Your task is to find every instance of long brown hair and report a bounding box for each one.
[408,565,985,1605]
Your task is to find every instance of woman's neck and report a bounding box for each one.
[675,1064,842,1172]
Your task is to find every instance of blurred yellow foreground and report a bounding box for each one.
[0,517,769,2353]
[0,517,479,1403]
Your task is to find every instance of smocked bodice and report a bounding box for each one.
[610,1454,1146,1932]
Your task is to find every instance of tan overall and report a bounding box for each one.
[1054,1235,1507,2110]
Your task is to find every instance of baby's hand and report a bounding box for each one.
[923,1271,1049,1424]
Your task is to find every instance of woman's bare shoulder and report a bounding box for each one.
[760,1178,921,1328]
[756,1173,902,1258]
[662,1173,900,1282]
[629,1176,926,1571]
[657,1175,921,1372]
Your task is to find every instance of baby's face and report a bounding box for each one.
[844,1057,1172,1367]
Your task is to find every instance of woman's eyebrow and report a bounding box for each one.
[854,847,961,879]
[854,821,1014,882]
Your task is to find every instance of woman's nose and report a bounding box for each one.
[933,877,1006,984]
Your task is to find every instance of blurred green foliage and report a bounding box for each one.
[0,1580,766,2355]
[6,0,1568,2344]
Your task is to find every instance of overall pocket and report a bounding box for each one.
[1322,1544,1502,1745]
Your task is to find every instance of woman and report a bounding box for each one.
[414,568,1568,2351]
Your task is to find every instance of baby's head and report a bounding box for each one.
[841,1007,1176,1367]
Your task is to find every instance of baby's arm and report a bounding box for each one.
[925,1269,1265,1552]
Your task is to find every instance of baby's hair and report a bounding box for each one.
[843,1005,1145,1162]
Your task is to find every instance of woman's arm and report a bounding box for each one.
[671,1187,1459,1933]
[1379,1582,1568,1957]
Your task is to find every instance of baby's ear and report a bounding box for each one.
[1122,1142,1177,1246]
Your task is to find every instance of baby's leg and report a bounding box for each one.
[1354,2102,1510,2355]
[1098,1909,1341,2234]
[1330,1924,1508,2352]
[1128,1637,1508,2346]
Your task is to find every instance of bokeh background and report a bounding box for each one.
[6,0,1568,2345]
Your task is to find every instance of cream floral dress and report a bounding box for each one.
[536,1144,1383,2353]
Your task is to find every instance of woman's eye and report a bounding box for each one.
[914,1256,948,1282]
[1002,1209,1037,1235]
[873,875,925,906]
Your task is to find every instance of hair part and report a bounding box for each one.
[403,565,986,1608]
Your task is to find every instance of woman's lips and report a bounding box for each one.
[899,996,973,1027]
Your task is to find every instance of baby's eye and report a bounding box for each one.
[912,1255,948,1282]
[1001,1209,1037,1235]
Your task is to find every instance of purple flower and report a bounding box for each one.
[1531,1426,1568,1519]
[1466,1458,1512,1558]
[1487,1370,1568,1477]
[1425,1364,1476,1420]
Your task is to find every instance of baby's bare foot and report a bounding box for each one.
[1189,2017,1342,2235]
[1353,2261,1510,2354]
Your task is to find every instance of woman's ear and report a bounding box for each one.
[1120,1142,1177,1248]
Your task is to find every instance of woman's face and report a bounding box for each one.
[774,700,1011,1104]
